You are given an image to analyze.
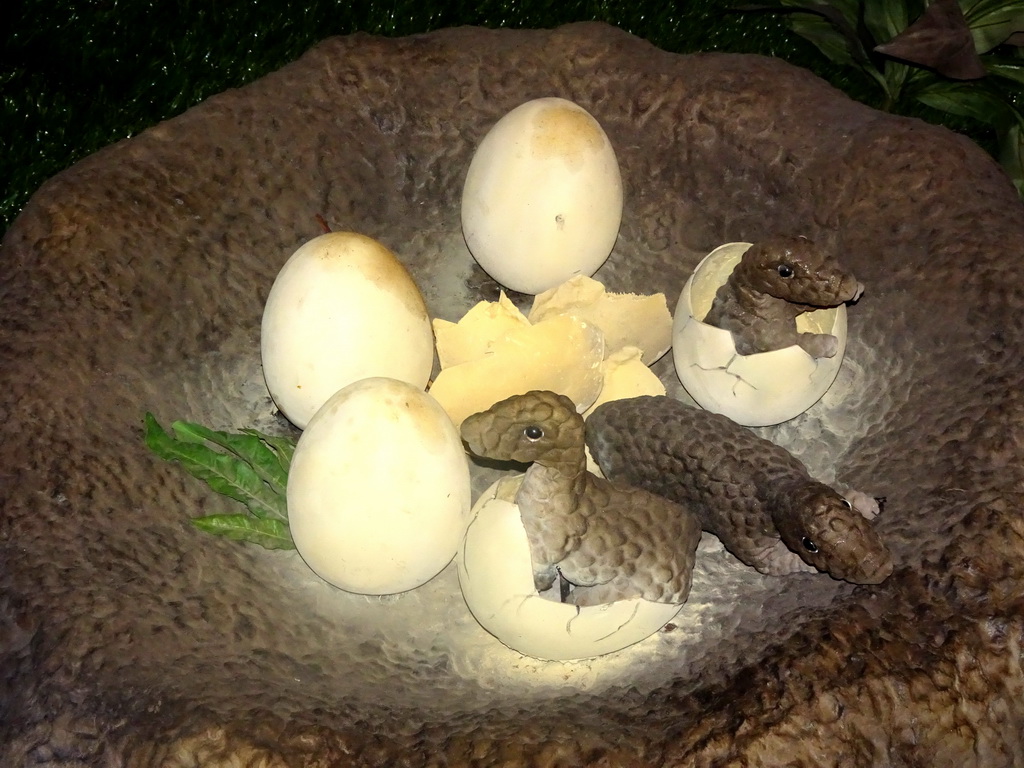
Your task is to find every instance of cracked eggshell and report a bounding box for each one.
[261,232,434,429]
[672,242,847,427]
[287,377,471,595]
[428,313,605,427]
[457,476,683,661]
[432,292,530,370]
[583,346,666,419]
[461,97,623,295]
[528,275,673,364]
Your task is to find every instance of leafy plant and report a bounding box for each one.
[144,413,296,550]
[739,0,1024,196]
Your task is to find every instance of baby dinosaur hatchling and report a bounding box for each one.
[461,390,703,607]
[704,235,864,357]
[585,395,893,584]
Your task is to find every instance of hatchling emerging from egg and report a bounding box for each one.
[460,390,702,607]
[704,234,864,358]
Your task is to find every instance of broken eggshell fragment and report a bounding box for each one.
[672,243,848,427]
[457,475,683,661]
[428,312,605,428]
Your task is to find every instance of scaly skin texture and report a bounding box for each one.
[460,390,703,607]
[585,396,894,584]
[703,235,864,357]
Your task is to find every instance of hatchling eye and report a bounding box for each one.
[523,425,544,441]
[801,537,819,553]
[842,498,853,510]
[777,264,794,278]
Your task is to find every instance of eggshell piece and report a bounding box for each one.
[287,377,472,595]
[583,346,667,419]
[458,476,683,661]
[432,292,530,370]
[529,275,673,364]
[428,314,605,427]
[461,97,623,294]
[672,243,848,426]
[261,232,434,429]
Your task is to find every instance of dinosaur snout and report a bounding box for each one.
[853,547,894,584]
[460,413,494,457]
[849,279,865,303]
[838,275,864,303]
[834,538,893,585]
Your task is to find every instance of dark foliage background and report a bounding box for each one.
[0,0,847,238]
[0,0,997,238]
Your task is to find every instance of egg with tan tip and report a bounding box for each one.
[461,97,623,294]
[287,377,472,595]
[260,232,434,429]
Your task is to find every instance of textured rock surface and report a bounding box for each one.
[2,20,1024,767]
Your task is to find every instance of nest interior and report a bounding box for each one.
[3,21,1024,767]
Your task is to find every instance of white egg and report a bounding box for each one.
[672,242,848,426]
[287,377,472,595]
[458,476,683,661]
[261,232,434,429]
[461,97,623,295]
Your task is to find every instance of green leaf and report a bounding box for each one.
[144,413,287,522]
[732,1,789,9]
[172,420,288,496]
[243,429,295,477]
[997,119,1024,194]
[959,0,1024,53]
[913,78,1018,125]
[192,514,295,550]
[785,1,894,91]
[735,1,892,94]
[782,0,862,28]
[985,57,1024,85]
[882,59,915,105]
[864,0,911,44]
[788,11,860,65]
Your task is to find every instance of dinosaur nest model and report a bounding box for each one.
[3,21,1024,767]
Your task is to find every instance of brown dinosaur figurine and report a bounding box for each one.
[460,390,702,607]
[585,395,894,584]
[703,235,864,357]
